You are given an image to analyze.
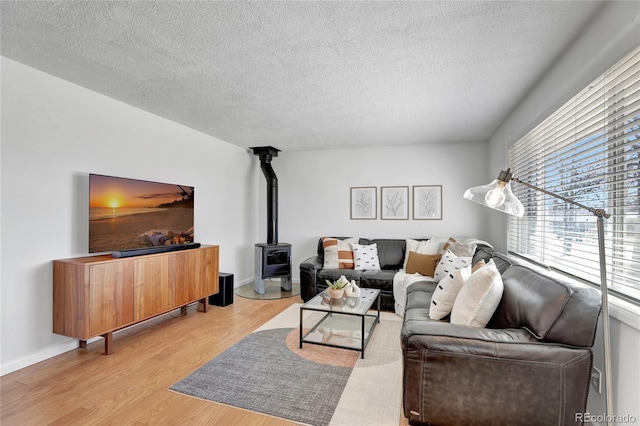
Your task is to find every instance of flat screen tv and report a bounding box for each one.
[89,174,194,253]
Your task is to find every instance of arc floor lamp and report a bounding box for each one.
[464,168,613,425]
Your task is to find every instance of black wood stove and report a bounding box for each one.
[251,146,292,294]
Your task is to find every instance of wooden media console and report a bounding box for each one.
[53,245,219,354]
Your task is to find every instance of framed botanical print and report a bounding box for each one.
[413,185,442,220]
[381,186,409,220]
[350,187,377,219]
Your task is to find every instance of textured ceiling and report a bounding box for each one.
[1,1,604,151]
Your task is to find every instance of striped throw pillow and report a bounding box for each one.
[322,237,357,269]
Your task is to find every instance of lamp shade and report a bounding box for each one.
[463,170,524,217]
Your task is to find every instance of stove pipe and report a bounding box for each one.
[251,146,280,245]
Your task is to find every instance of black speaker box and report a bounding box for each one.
[209,273,234,307]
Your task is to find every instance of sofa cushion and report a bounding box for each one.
[544,280,601,347]
[360,238,407,270]
[434,249,472,283]
[351,243,381,271]
[472,244,513,274]
[322,237,357,269]
[405,280,437,312]
[451,259,504,328]
[489,264,573,340]
[361,269,397,293]
[472,244,491,261]
[429,265,472,320]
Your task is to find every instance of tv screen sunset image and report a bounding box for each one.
[89,174,194,253]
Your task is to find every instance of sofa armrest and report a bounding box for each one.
[402,317,539,346]
[402,321,592,426]
[300,256,322,302]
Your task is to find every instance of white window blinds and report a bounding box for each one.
[508,45,640,302]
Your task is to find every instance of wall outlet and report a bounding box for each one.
[591,367,602,394]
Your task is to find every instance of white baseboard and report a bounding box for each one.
[0,307,189,376]
[1,336,100,376]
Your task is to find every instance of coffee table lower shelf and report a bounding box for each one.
[300,312,379,358]
[299,288,381,359]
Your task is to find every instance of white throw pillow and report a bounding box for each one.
[403,239,443,269]
[450,259,504,328]
[429,265,472,320]
[433,249,472,283]
[351,243,381,271]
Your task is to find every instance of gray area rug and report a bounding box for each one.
[170,327,351,426]
[170,304,403,425]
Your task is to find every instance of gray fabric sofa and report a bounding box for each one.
[401,244,602,426]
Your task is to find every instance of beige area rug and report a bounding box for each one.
[171,303,403,426]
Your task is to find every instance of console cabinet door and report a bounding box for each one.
[133,255,170,321]
[169,250,194,306]
[193,246,219,300]
[88,262,134,336]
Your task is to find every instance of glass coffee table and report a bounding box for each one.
[299,288,380,358]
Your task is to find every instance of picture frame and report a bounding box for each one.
[381,186,409,220]
[350,187,377,219]
[413,185,442,220]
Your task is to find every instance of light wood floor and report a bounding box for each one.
[1,294,409,426]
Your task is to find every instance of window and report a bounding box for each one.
[508,45,640,303]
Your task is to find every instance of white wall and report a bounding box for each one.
[0,57,259,375]
[0,58,491,374]
[275,143,490,278]
[487,2,640,423]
